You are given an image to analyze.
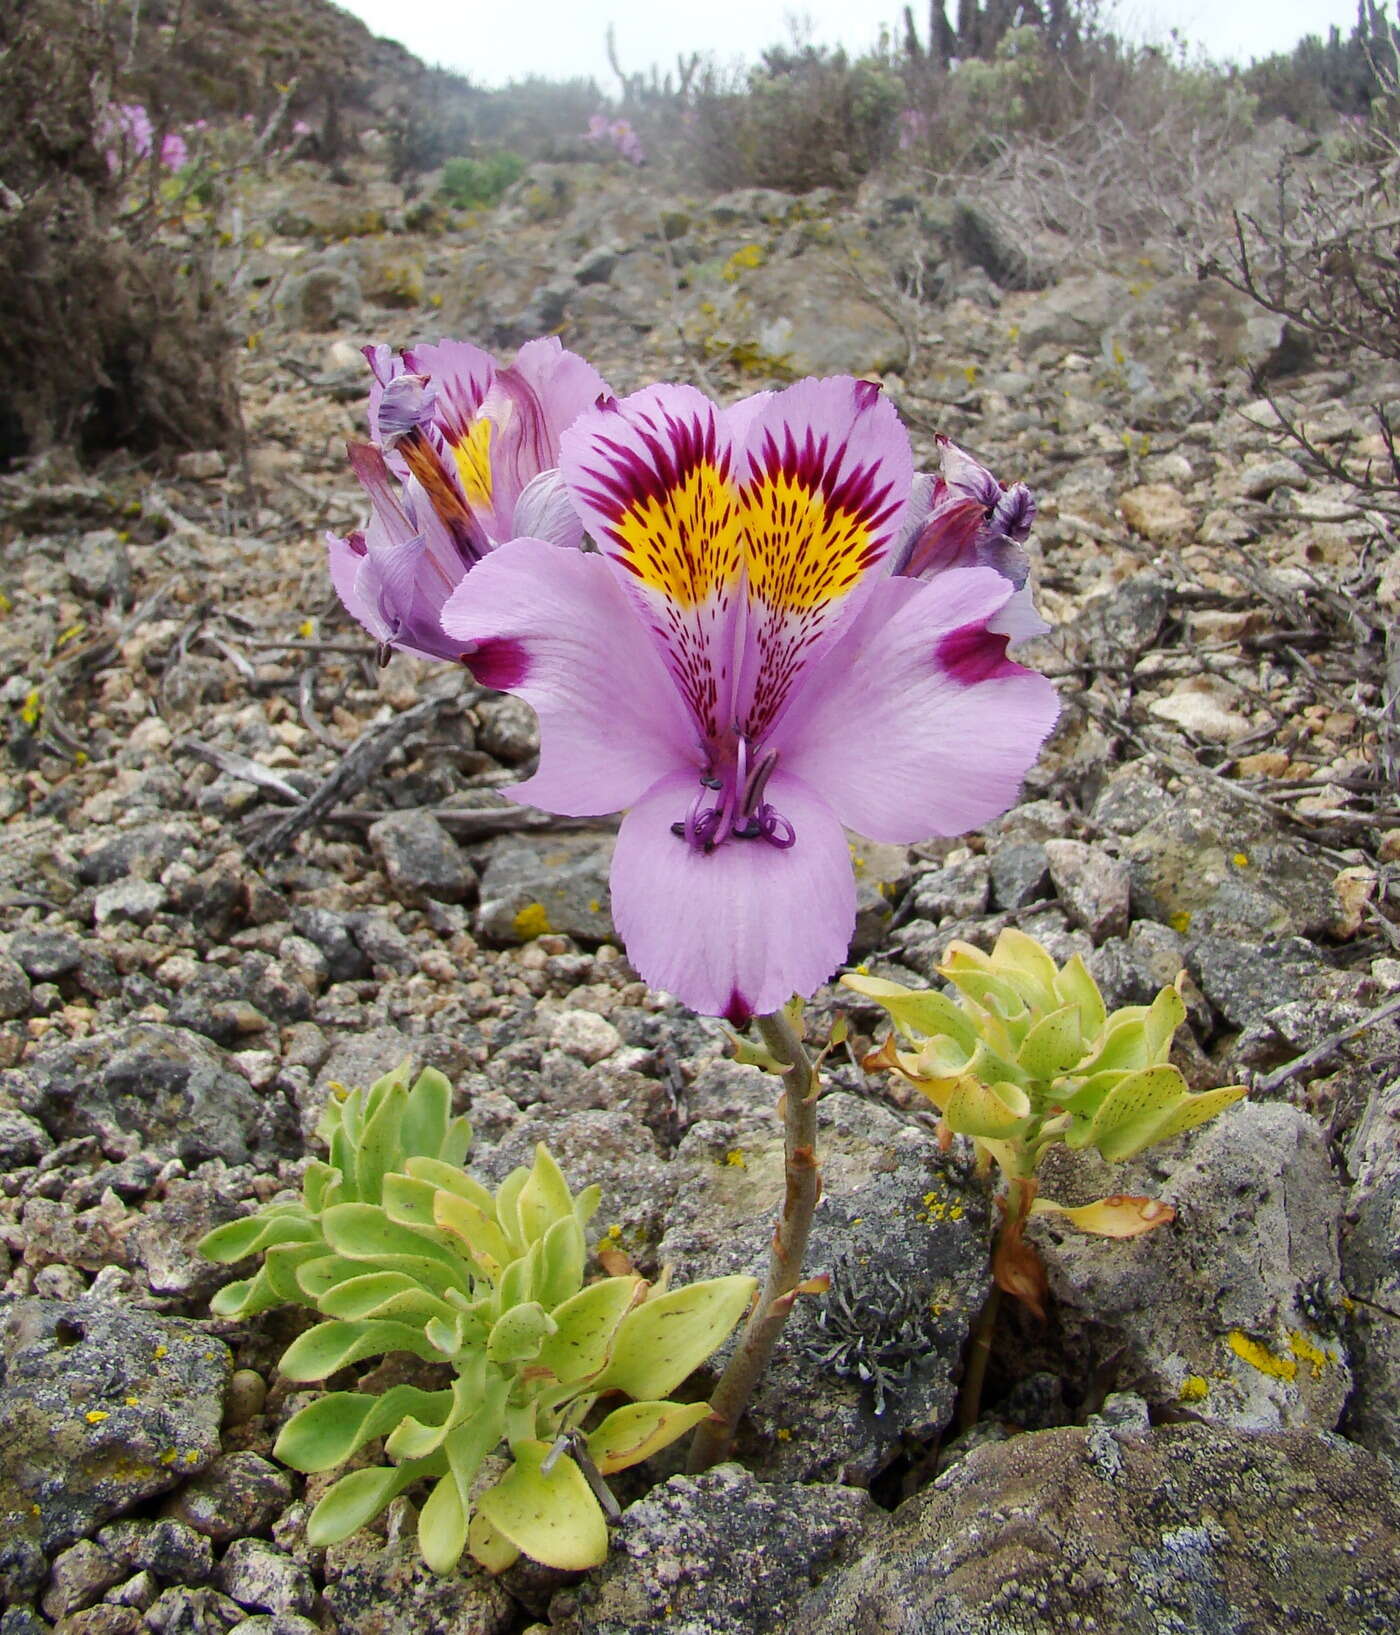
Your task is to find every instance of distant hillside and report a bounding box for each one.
[105,0,464,131]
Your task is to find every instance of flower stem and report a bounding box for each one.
[687,1006,821,1472]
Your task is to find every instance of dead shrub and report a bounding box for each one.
[0,0,240,465]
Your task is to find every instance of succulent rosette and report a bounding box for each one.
[328,337,608,662]
[440,376,1059,1021]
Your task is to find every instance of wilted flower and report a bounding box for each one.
[328,337,608,662]
[440,376,1058,1020]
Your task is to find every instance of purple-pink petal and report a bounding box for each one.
[440,538,693,817]
[771,567,1059,843]
[609,768,855,1022]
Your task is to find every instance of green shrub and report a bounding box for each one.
[439,150,528,210]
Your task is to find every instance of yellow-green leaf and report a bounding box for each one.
[942,1075,1031,1140]
[1029,1193,1176,1237]
[840,974,979,1050]
[418,1473,468,1574]
[586,1400,712,1474]
[475,1440,608,1571]
[590,1276,754,1399]
[468,1508,520,1574]
[1016,1005,1085,1081]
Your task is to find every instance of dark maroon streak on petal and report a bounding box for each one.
[937,622,1020,686]
[465,637,530,690]
[723,988,753,1027]
[749,425,900,542]
[853,378,883,410]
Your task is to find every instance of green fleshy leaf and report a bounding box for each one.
[516,1144,576,1244]
[840,975,980,1051]
[435,1189,513,1280]
[197,1208,317,1264]
[1016,1005,1086,1082]
[573,1183,602,1230]
[296,1255,372,1303]
[318,1272,455,1326]
[493,1167,530,1255]
[468,1509,520,1574]
[535,1277,642,1385]
[1053,953,1108,1040]
[355,1081,408,1203]
[279,1318,441,1380]
[475,1440,609,1571]
[274,1385,451,1473]
[306,1459,437,1547]
[1051,1067,1132,1116]
[1137,1082,1247,1151]
[263,1243,330,1306]
[399,1067,454,1161]
[486,1301,555,1365]
[585,1400,712,1473]
[1081,1064,1192,1161]
[321,1203,471,1295]
[1140,983,1187,1060]
[592,1276,755,1399]
[208,1268,280,1320]
[380,1173,447,1234]
[418,1474,468,1574]
[498,1240,543,1311]
[987,927,1062,1012]
[535,1214,585,1312]
[940,967,1028,1025]
[942,1075,1031,1140]
[404,1156,496,1215]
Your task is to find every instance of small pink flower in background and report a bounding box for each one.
[440,377,1057,1020]
[159,131,188,170]
[898,108,929,151]
[327,337,608,664]
[291,119,312,139]
[583,113,645,166]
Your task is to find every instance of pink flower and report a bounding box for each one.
[327,337,608,664]
[439,378,1057,1020]
[160,131,188,170]
[583,114,644,165]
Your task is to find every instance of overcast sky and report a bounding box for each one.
[337,0,1372,87]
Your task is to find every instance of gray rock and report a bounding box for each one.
[41,1539,123,1619]
[476,835,615,945]
[1033,1102,1350,1430]
[367,810,475,905]
[50,1607,141,1634]
[97,1518,213,1585]
[218,1541,313,1617]
[849,840,913,957]
[64,532,131,604]
[0,949,33,1019]
[92,879,167,928]
[1090,763,1168,837]
[0,1301,230,1601]
[0,1106,51,1165]
[162,1455,292,1544]
[227,1619,321,1635]
[10,1024,272,1164]
[9,929,83,981]
[572,243,619,284]
[76,823,197,887]
[802,1423,1400,1634]
[320,1524,514,1635]
[987,842,1050,910]
[951,198,1047,290]
[1187,933,1329,1029]
[909,856,989,923]
[1124,800,1341,939]
[349,914,417,975]
[144,1587,245,1633]
[474,693,539,763]
[551,1466,885,1635]
[658,1093,991,1483]
[289,907,369,984]
[278,268,362,331]
[1043,838,1130,941]
[1017,272,1126,350]
[1340,1072,1400,1464]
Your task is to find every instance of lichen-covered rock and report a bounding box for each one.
[474,835,616,946]
[162,1455,292,1544]
[658,1092,992,1483]
[7,1024,278,1164]
[804,1422,1400,1634]
[367,810,475,905]
[0,1301,230,1602]
[551,1465,886,1635]
[320,1522,514,1635]
[1340,1072,1400,1465]
[1032,1102,1350,1430]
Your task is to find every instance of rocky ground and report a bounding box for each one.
[2,129,1399,1634]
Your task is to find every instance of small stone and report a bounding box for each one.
[41,1540,123,1618]
[367,811,474,905]
[476,836,614,946]
[218,1541,314,1617]
[93,880,166,927]
[548,1009,622,1065]
[1043,839,1129,941]
[474,693,539,762]
[174,451,225,481]
[0,950,33,1019]
[1148,679,1252,743]
[909,856,989,922]
[0,1107,51,1166]
[227,1619,321,1635]
[1119,483,1194,543]
[98,1518,213,1585]
[104,1570,159,1611]
[162,1453,292,1543]
[144,1586,245,1634]
[350,915,417,975]
[53,1608,143,1635]
[1238,457,1307,499]
[223,1370,267,1429]
[988,842,1051,910]
[9,929,83,981]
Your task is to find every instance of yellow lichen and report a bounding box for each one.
[1288,1330,1336,1379]
[1227,1329,1297,1381]
[1168,910,1192,934]
[85,1410,110,1425]
[724,1149,747,1169]
[153,1345,168,1360]
[775,1426,792,1441]
[1178,1375,1210,1403]
[512,902,552,940]
[1232,852,1249,868]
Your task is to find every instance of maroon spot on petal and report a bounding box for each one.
[938,621,1018,685]
[464,637,530,690]
[853,378,882,410]
[722,989,753,1027]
